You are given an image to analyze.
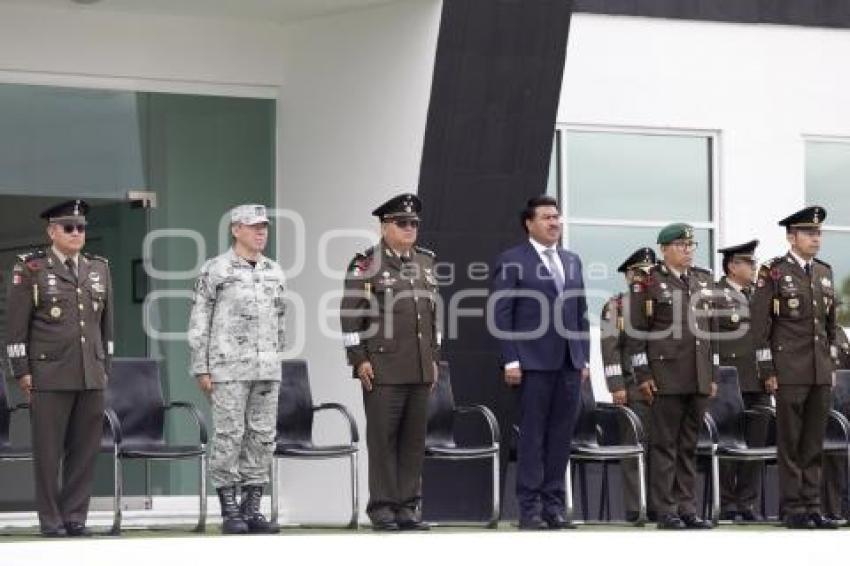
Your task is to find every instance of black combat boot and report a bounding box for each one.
[217,486,249,534]
[240,484,280,534]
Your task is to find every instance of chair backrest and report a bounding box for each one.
[833,370,850,417]
[0,370,11,447]
[276,359,314,445]
[426,361,455,447]
[107,358,166,444]
[572,378,599,447]
[708,366,746,446]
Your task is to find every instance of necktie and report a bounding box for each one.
[742,286,751,300]
[543,249,565,292]
[805,263,812,278]
[65,258,77,281]
[680,273,689,288]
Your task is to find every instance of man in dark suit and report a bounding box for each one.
[716,239,771,523]
[625,223,718,530]
[5,199,113,537]
[491,195,590,530]
[751,206,840,529]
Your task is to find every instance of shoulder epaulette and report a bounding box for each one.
[83,252,109,264]
[16,249,46,263]
[414,245,435,258]
[347,247,375,275]
[691,265,712,275]
[814,257,832,269]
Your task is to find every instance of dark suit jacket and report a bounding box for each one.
[491,240,590,372]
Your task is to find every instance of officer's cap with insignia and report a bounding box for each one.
[778,205,826,232]
[657,223,695,245]
[718,239,759,261]
[230,204,270,226]
[372,193,421,221]
[617,247,656,273]
[40,199,88,224]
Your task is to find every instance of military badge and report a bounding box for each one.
[731,313,740,323]
[822,277,831,288]
[788,298,799,309]
[88,271,100,282]
[50,306,61,318]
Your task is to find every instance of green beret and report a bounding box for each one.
[657,223,695,245]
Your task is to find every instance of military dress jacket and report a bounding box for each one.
[625,262,720,396]
[340,241,440,385]
[716,276,761,393]
[188,248,287,383]
[6,249,114,391]
[751,252,837,386]
[600,292,634,392]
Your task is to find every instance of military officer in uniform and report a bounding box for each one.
[5,199,113,537]
[600,246,656,522]
[751,205,840,529]
[625,223,718,530]
[716,239,771,523]
[188,204,285,535]
[339,193,440,531]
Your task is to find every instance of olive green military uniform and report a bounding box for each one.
[626,262,719,519]
[717,275,772,517]
[6,248,113,531]
[340,240,440,524]
[751,253,836,518]
[600,293,652,519]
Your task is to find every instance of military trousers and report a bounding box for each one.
[209,380,279,488]
[649,393,709,517]
[30,389,103,530]
[775,384,830,516]
[362,383,430,523]
[720,392,773,515]
[621,384,652,518]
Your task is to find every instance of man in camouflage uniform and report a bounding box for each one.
[600,246,655,523]
[5,199,113,537]
[716,239,772,523]
[751,206,840,529]
[339,193,440,531]
[625,223,718,530]
[188,204,286,535]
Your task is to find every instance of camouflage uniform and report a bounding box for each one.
[188,247,286,488]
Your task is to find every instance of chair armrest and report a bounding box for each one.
[702,412,719,445]
[456,404,501,446]
[165,402,209,445]
[313,403,360,444]
[103,407,123,445]
[10,403,29,413]
[595,403,645,445]
[827,409,850,444]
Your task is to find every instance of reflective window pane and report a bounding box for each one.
[806,141,850,226]
[822,231,850,326]
[565,130,712,222]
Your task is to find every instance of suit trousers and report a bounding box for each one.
[775,384,831,516]
[363,383,430,523]
[649,393,709,517]
[720,392,773,514]
[30,389,104,530]
[515,368,581,520]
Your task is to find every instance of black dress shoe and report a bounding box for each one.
[40,527,64,538]
[518,517,548,530]
[680,514,713,529]
[371,519,399,532]
[64,522,92,537]
[544,513,576,530]
[809,513,840,530]
[784,514,815,529]
[656,514,686,530]
[397,519,431,531]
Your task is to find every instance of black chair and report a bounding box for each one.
[0,371,32,465]
[424,361,501,527]
[102,358,208,534]
[567,377,646,525]
[700,366,777,523]
[271,359,360,528]
[822,369,850,518]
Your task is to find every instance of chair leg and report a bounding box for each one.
[578,462,589,522]
[145,459,152,510]
[111,451,122,535]
[488,451,500,528]
[565,460,574,522]
[636,453,647,526]
[196,453,207,532]
[270,458,280,525]
[598,462,608,521]
[711,453,720,524]
[348,452,359,529]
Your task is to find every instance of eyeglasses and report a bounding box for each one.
[59,223,86,234]
[670,240,698,251]
[391,219,420,230]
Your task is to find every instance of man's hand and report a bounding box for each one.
[764,375,778,394]
[357,361,374,392]
[504,366,522,387]
[710,382,718,398]
[18,374,32,402]
[197,374,213,396]
[431,362,440,392]
[580,368,590,382]
[611,388,627,405]
[638,379,658,405]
